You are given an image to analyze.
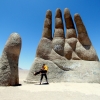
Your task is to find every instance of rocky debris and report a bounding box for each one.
[0,33,21,86]
[26,8,99,83]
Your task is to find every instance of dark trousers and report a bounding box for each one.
[40,73,48,83]
[34,69,48,84]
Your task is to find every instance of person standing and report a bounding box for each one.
[34,64,49,85]
[40,64,49,85]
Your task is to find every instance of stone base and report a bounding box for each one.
[26,57,100,83]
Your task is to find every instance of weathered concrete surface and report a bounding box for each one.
[0,33,21,86]
[42,10,52,40]
[26,8,100,83]
[52,9,65,56]
[36,10,52,59]
[26,57,100,83]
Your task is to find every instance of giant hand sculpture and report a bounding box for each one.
[26,8,100,83]
[36,8,98,61]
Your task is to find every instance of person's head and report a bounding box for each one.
[43,64,45,66]
[42,64,45,69]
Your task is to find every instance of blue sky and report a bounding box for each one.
[0,0,100,69]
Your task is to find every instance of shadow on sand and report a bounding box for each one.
[13,84,22,87]
[34,82,49,85]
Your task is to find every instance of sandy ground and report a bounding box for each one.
[0,69,100,100]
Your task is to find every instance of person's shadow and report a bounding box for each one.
[34,82,49,85]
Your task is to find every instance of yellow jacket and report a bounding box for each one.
[44,65,48,71]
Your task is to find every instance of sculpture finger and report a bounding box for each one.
[64,8,78,60]
[74,13,91,45]
[74,14,99,61]
[0,33,21,86]
[36,10,52,59]
[64,8,77,38]
[52,8,65,56]
[42,10,52,40]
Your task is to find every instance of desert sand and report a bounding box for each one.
[0,69,100,100]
